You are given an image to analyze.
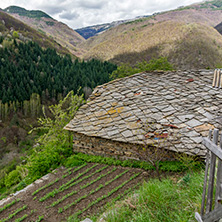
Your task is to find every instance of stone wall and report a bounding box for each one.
[72,132,177,161]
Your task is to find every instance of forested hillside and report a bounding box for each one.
[0,40,116,102]
[0,37,116,120]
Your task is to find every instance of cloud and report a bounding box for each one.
[59,10,79,20]
[77,0,106,9]
[40,5,63,15]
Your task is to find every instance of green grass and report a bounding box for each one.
[99,171,203,222]
[67,152,192,172]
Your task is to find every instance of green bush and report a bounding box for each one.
[110,57,174,80]
[0,176,5,189]
[27,144,71,180]
[64,156,85,168]
[12,31,19,39]
[4,169,21,188]
[159,161,187,172]
[13,181,27,192]
[26,91,83,180]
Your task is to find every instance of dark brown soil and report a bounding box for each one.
[0,163,154,222]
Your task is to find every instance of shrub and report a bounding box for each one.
[4,169,21,188]
[110,57,174,80]
[27,91,83,180]
[27,144,69,180]
[12,31,19,39]
[64,156,85,168]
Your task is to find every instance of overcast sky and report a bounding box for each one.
[0,0,201,29]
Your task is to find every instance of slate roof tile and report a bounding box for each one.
[65,69,221,157]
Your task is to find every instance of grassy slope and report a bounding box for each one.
[0,11,73,56]
[79,7,222,69]
[6,10,86,57]
[96,170,204,222]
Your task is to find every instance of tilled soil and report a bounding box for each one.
[0,163,153,222]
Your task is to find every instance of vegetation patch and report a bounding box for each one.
[1,204,27,222]
[67,152,194,172]
[110,57,174,80]
[45,21,55,26]
[98,171,204,222]
[0,199,20,213]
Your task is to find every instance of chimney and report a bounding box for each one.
[212,69,222,88]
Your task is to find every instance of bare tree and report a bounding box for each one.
[133,120,179,181]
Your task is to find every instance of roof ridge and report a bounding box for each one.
[90,70,175,96]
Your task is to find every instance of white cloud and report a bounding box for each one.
[59,10,79,20]
[0,0,200,29]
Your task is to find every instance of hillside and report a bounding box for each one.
[77,0,222,69]
[0,10,71,56]
[4,6,85,57]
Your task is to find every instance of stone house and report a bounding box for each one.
[64,69,222,160]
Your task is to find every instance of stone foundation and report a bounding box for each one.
[72,133,177,161]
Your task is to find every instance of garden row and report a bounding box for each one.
[0,162,149,221]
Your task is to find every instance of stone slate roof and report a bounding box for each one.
[65,70,222,157]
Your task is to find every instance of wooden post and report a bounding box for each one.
[201,130,212,216]
[216,69,221,88]
[205,129,218,214]
[215,132,222,208]
[212,69,217,87]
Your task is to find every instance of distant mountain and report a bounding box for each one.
[75,15,151,39]
[4,6,85,57]
[75,20,136,39]
[0,10,71,56]
[76,0,222,69]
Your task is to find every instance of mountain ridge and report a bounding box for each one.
[0,10,72,56]
[75,16,150,39]
[3,1,222,69]
[4,6,53,19]
[76,0,222,69]
[4,6,85,57]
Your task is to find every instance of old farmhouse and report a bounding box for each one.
[64,69,222,160]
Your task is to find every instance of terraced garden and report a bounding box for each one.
[0,163,151,222]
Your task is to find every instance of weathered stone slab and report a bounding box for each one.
[121,130,134,138]
[177,114,194,122]
[186,119,202,128]
[81,218,93,222]
[190,136,203,144]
